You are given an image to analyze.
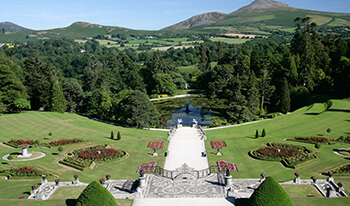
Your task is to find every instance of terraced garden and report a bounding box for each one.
[0,99,349,205]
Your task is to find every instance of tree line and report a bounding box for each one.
[0,17,349,127]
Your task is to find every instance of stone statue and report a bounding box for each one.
[139,169,144,177]
[226,168,231,176]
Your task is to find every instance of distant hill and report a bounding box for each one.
[164,0,350,36]
[233,0,289,14]
[0,21,32,32]
[164,12,226,30]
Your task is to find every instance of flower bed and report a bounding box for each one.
[50,138,83,146]
[147,141,164,150]
[323,164,350,175]
[217,161,238,172]
[293,137,329,144]
[136,161,158,173]
[59,145,126,171]
[0,166,50,178]
[210,141,227,149]
[249,142,317,168]
[4,139,36,148]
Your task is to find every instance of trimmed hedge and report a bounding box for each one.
[76,181,117,206]
[248,176,292,206]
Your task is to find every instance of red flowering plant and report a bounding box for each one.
[74,174,78,180]
[50,138,83,146]
[31,185,36,190]
[99,178,105,184]
[147,141,164,154]
[311,176,317,182]
[294,137,329,144]
[8,139,34,147]
[260,173,266,178]
[77,148,121,161]
[328,171,333,177]
[7,166,40,177]
[55,179,60,185]
[338,182,343,188]
[18,195,24,199]
[217,161,238,172]
[106,174,111,180]
[136,161,158,173]
[211,141,227,154]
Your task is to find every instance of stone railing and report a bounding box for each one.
[153,164,211,180]
[197,126,207,140]
[167,127,176,140]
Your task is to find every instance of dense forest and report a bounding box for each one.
[1,17,349,127]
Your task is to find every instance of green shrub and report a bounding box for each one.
[117,131,121,140]
[262,129,266,137]
[248,176,292,206]
[76,181,117,206]
[315,142,321,149]
[110,131,114,140]
[7,155,13,160]
[255,129,259,139]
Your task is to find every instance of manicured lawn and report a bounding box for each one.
[0,99,349,205]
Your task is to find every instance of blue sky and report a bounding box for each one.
[1,0,349,30]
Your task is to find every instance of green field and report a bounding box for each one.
[0,99,349,205]
[210,37,251,44]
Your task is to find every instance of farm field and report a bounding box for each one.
[0,99,349,205]
[210,37,251,44]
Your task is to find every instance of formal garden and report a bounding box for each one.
[0,99,349,205]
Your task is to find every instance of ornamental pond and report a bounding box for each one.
[153,96,228,128]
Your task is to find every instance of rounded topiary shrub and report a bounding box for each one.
[248,176,292,206]
[76,181,117,206]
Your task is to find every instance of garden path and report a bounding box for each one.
[134,126,234,206]
[164,127,208,170]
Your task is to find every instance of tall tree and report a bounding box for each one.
[0,52,28,111]
[198,43,211,72]
[48,74,67,113]
[23,56,53,110]
[118,90,159,128]
[279,78,291,114]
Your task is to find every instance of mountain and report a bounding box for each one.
[164,0,350,36]
[164,12,226,30]
[233,0,289,14]
[0,22,32,32]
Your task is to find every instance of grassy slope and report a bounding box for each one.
[206,99,350,204]
[0,99,349,205]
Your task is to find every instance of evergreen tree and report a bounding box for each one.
[0,53,28,111]
[280,78,291,114]
[48,74,67,113]
[198,43,210,72]
[255,129,259,139]
[117,131,121,140]
[247,73,260,115]
[23,57,53,110]
[110,131,114,140]
[118,90,159,128]
[250,50,261,75]
[262,129,266,137]
[218,41,223,63]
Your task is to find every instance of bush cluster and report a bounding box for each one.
[248,176,292,206]
[76,181,117,206]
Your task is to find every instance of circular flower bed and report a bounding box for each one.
[78,148,121,161]
[59,145,126,171]
[249,142,316,168]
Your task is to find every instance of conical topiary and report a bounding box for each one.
[255,129,259,139]
[76,181,117,206]
[117,131,121,140]
[111,131,114,140]
[262,129,266,137]
[248,176,292,206]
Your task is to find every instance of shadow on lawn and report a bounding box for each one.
[66,199,77,206]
